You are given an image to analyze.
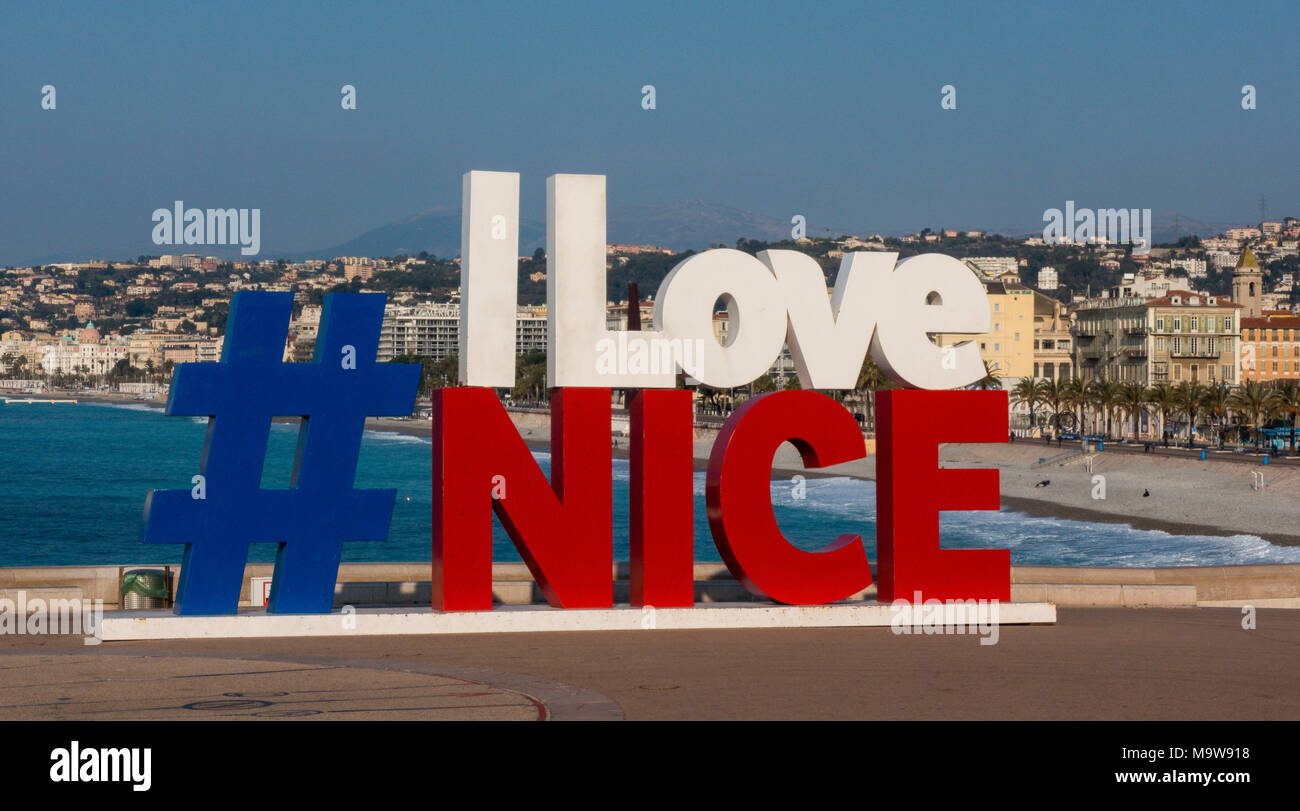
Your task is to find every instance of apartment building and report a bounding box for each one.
[1032,292,1073,381]
[934,276,1034,382]
[1241,311,1300,382]
[376,303,548,363]
[1073,290,1241,385]
[962,257,1019,278]
[1171,257,1207,278]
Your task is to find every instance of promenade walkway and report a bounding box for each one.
[2,606,1296,720]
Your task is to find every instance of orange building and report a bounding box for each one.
[1241,311,1300,382]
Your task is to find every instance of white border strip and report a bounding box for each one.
[100,601,1056,641]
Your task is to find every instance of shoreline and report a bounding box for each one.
[38,401,1300,550]
[361,415,1300,549]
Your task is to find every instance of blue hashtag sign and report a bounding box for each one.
[143,292,420,615]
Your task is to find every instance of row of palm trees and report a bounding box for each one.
[1010,377,1300,451]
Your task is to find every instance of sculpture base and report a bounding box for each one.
[99,600,1055,641]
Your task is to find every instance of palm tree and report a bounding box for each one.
[972,360,1002,390]
[1117,381,1147,442]
[1269,380,1300,453]
[1010,378,1044,437]
[1079,380,1100,436]
[1088,379,1121,439]
[1146,382,1178,446]
[1039,378,1069,441]
[1064,378,1089,444]
[751,374,777,394]
[1200,382,1232,449]
[1229,380,1273,451]
[854,357,893,430]
[1174,381,1206,448]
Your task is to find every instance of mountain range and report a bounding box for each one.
[11,205,1264,267]
[292,200,841,261]
[290,206,1250,261]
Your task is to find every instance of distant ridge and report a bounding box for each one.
[295,207,544,261]
[8,207,1272,267]
[606,200,851,250]
[976,212,1247,244]
[287,201,856,260]
[295,205,1251,262]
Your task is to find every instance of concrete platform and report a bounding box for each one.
[99,601,1057,641]
[1011,582,1197,607]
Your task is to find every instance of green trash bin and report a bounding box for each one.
[121,569,170,610]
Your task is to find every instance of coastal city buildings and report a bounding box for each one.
[1,222,1296,409]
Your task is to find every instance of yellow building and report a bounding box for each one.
[1241,311,1300,382]
[935,275,1035,381]
[1032,291,1073,381]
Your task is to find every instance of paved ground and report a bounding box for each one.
[2,606,1297,720]
[0,654,558,720]
[0,647,618,720]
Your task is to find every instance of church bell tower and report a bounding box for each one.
[1232,246,1263,319]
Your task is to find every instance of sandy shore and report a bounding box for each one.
[761,439,1300,548]
[3,390,165,406]
[365,415,1300,548]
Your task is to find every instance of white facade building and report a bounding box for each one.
[377,303,548,362]
[40,340,129,375]
[964,257,1019,278]
[1171,258,1207,278]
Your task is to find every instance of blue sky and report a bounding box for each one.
[1,0,1297,264]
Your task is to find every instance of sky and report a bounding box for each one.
[1,0,1297,265]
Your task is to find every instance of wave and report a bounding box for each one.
[82,401,165,414]
[716,468,1300,568]
[363,430,432,445]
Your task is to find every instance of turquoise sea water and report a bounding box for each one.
[2,401,1299,568]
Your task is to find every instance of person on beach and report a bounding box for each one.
[1035,479,1051,488]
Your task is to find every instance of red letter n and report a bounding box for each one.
[432,387,612,611]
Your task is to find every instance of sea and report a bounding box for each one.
[2,401,1299,569]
